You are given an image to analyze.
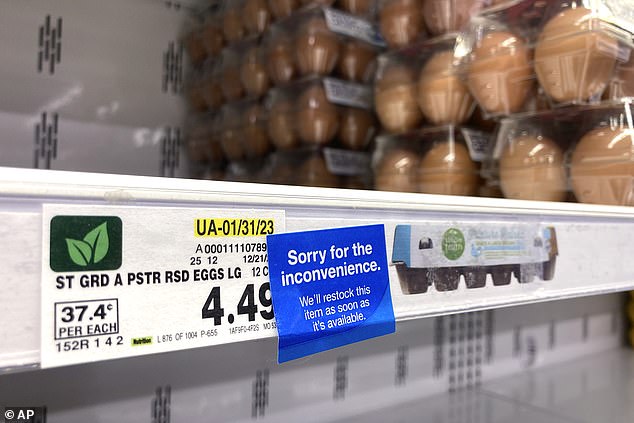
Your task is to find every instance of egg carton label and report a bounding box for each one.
[323,148,371,176]
[393,223,555,268]
[323,8,386,47]
[40,205,285,368]
[461,128,492,162]
[323,78,373,109]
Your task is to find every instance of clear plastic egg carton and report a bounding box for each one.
[263,5,384,85]
[264,76,376,150]
[373,34,475,134]
[372,125,491,196]
[219,98,272,162]
[185,114,226,180]
[456,0,634,118]
[376,0,492,48]
[262,146,372,188]
[220,0,271,44]
[183,15,208,68]
[494,97,634,205]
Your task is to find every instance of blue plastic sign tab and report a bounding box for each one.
[266,224,395,363]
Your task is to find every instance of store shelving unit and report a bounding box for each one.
[1,0,634,422]
[2,166,634,371]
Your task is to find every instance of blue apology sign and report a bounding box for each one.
[266,224,395,363]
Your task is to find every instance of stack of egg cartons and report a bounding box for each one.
[371,0,497,197]
[184,0,386,187]
[261,1,385,188]
[182,4,227,180]
[370,0,634,204]
[461,0,634,205]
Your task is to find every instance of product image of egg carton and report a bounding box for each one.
[372,125,491,195]
[265,5,384,84]
[391,223,558,294]
[374,34,475,134]
[493,97,634,205]
[265,76,376,150]
[456,0,634,118]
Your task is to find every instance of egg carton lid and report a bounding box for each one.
[493,97,634,159]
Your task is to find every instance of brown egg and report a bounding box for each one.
[616,53,634,97]
[187,128,208,163]
[375,64,423,133]
[222,7,245,43]
[267,99,299,149]
[338,0,373,15]
[338,41,377,82]
[200,76,224,110]
[375,147,419,192]
[220,128,245,161]
[184,28,207,66]
[243,0,271,34]
[379,0,425,49]
[186,81,208,112]
[266,34,296,84]
[499,135,567,202]
[268,0,299,20]
[535,7,619,103]
[297,85,339,145]
[301,155,340,188]
[423,0,482,35]
[221,65,244,101]
[295,17,340,76]
[240,47,270,97]
[418,50,474,125]
[339,108,375,150]
[418,142,479,196]
[571,126,634,205]
[201,21,224,57]
[467,31,533,115]
[243,105,271,157]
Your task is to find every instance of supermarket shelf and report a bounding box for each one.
[0,294,626,422]
[350,348,634,423]
[2,167,634,371]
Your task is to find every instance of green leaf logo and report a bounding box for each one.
[65,222,110,266]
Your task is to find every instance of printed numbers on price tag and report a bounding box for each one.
[54,299,123,352]
[202,283,275,326]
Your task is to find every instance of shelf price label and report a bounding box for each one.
[40,205,284,368]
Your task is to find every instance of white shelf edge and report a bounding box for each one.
[2,167,634,218]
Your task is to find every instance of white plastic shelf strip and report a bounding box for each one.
[0,293,624,422]
[1,167,634,370]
